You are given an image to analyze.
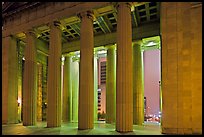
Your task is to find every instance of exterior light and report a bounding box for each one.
[17,98,21,106]
[146,41,156,47]
[98,50,106,54]
[22,57,25,60]
[61,56,65,61]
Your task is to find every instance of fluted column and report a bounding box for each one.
[94,52,98,123]
[116,2,133,132]
[47,21,62,127]
[78,10,94,129]
[42,62,48,121]
[106,45,116,124]
[72,59,79,122]
[133,42,144,125]
[2,36,18,124]
[37,63,43,122]
[23,31,37,126]
[62,54,72,122]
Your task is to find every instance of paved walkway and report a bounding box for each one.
[2,121,163,135]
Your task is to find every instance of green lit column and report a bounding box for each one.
[47,21,62,127]
[94,51,98,123]
[2,35,18,124]
[133,41,144,125]
[78,10,94,129]
[72,58,79,122]
[106,45,116,124]
[62,54,72,122]
[116,2,133,132]
[37,63,43,122]
[42,62,48,121]
[23,31,37,126]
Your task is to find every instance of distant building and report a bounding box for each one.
[97,58,106,115]
[144,97,147,116]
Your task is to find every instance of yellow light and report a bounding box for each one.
[17,98,21,105]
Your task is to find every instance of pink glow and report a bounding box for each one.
[144,49,161,116]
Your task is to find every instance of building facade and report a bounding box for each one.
[2,2,202,134]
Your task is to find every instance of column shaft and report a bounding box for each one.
[42,63,48,121]
[63,55,72,122]
[23,32,37,126]
[133,43,144,125]
[78,11,94,129]
[106,46,116,123]
[47,23,62,127]
[116,3,133,132]
[72,61,79,122]
[37,63,43,122]
[2,36,18,124]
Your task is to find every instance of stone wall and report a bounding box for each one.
[161,2,202,134]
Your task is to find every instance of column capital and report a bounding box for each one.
[133,40,143,46]
[66,52,75,57]
[105,44,116,50]
[94,51,98,58]
[5,34,18,41]
[133,40,144,52]
[94,48,100,54]
[61,54,73,64]
[25,29,40,38]
[63,52,75,58]
[114,2,134,11]
[48,21,65,31]
[77,10,95,21]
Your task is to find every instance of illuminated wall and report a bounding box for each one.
[161,2,202,134]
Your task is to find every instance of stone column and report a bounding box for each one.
[42,62,48,121]
[2,35,18,124]
[133,42,144,125]
[23,31,37,126]
[72,60,79,122]
[37,63,43,122]
[47,21,62,127]
[106,45,116,124]
[78,10,94,129]
[116,2,133,132]
[94,52,98,123]
[62,54,72,122]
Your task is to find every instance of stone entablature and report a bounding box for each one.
[2,2,111,37]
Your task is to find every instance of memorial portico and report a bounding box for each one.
[2,2,202,135]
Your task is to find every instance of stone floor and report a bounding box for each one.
[2,121,163,135]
